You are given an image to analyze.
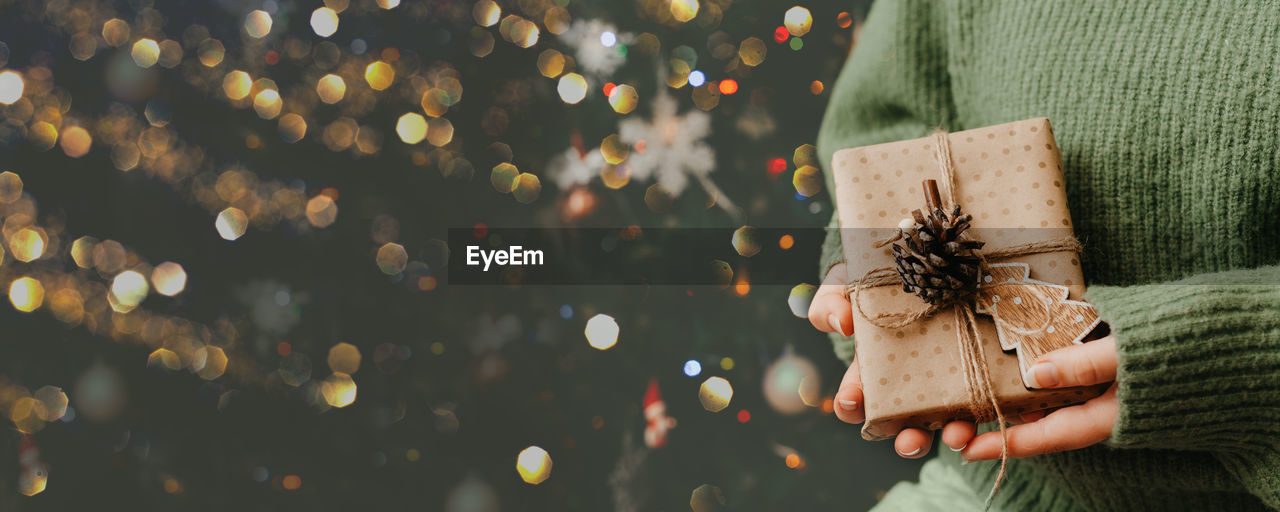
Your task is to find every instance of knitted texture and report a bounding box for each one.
[817,1,1280,509]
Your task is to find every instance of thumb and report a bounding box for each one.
[1025,335,1117,389]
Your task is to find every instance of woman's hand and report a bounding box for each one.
[810,262,1120,460]
[959,336,1119,461]
[809,262,958,459]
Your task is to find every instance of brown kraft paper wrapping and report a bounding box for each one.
[830,118,1107,441]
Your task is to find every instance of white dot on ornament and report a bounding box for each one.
[1075,314,1084,322]
[993,295,1000,302]
[984,275,993,283]
[898,218,914,230]
[1013,296,1023,305]
[1047,325,1056,333]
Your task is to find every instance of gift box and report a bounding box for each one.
[830,118,1107,441]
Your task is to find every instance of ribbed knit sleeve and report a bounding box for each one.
[815,0,955,363]
[1086,265,1280,508]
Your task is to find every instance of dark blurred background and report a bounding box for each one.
[0,0,924,510]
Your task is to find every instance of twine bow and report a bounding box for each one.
[842,130,1082,502]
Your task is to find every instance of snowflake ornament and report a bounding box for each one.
[547,145,605,190]
[558,19,631,78]
[618,92,715,196]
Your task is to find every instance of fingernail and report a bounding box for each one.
[949,442,967,452]
[899,447,921,457]
[837,399,858,411]
[960,457,971,465]
[1026,361,1059,388]
[828,314,844,336]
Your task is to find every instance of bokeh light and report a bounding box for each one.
[792,165,822,197]
[683,360,702,377]
[321,372,357,407]
[327,342,362,374]
[311,8,340,37]
[670,0,699,22]
[215,207,249,240]
[473,0,501,27]
[396,113,428,144]
[245,10,273,38]
[365,61,395,90]
[584,313,619,350]
[151,262,187,296]
[223,70,252,100]
[376,242,408,274]
[306,195,339,228]
[512,173,541,203]
[491,163,519,193]
[732,226,761,257]
[784,6,813,37]
[608,84,639,114]
[10,227,46,262]
[317,74,347,104]
[557,73,588,104]
[131,38,160,68]
[60,126,92,158]
[109,270,149,312]
[516,446,552,485]
[9,277,44,312]
[699,376,733,412]
[0,70,25,104]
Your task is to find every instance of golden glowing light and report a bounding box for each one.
[699,376,734,412]
[195,346,228,380]
[327,342,362,374]
[147,348,182,370]
[151,262,187,296]
[784,6,813,36]
[198,39,225,67]
[809,80,824,95]
[557,73,588,104]
[516,446,552,485]
[321,372,357,407]
[0,171,21,202]
[223,70,252,100]
[34,386,68,422]
[670,0,699,22]
[306,195,338,228]
[109,270,149,312]
[131,38,160,68]
[377,0,400,8]
[738,37,766,67]
[600,134,629,165]
[396,113,428,144]
[10,227,46,262]
[215,207,249,240]
[510,19,540,48]
[512,173,541,203]
[9,277,44,312]
[731,226,761,257]
[365,61,395,90]
[427,118,454,147]
[608,84,639,114]
[0,70,24,105]
[102,18,130,46]
[311,7,340,37]
[376,242,408,274]
[70,236,95,268]
[473,0,501,27]
[491,163,519,193]
[279,113,308,142]
[16,465,46,496]
[60,126,92,158]
[792,165,822,197]
[245,10,273,38]
[317,74,346,104]
[537,49,565,78]
[584,313,619,350]
[253,89,282,119]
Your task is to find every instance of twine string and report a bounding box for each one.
[844,130,1083,502]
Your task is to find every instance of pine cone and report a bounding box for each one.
[890,205,985,305]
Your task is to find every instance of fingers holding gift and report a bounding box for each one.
[834,359,865,424]
[808,262,854,337]
[1025,335,1117,389]
[941,421,977,452]
[962,384,1118,461]
[894,428,934,459]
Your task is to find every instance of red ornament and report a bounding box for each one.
[643,379,677,448]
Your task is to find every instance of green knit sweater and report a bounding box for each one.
[816,1,1280,510]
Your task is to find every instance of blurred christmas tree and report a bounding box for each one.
[0,0,924,510]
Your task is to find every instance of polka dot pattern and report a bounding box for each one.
[831,119,1104,441]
